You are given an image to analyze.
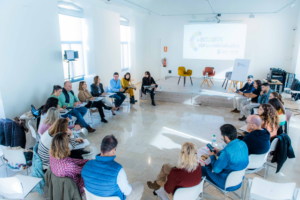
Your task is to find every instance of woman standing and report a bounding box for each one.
[90,76,118,112]
[78,81,109,122]
[147,142,202,199]
[121,72,137,104]
[50,132,88,194]
[257,104,280,139]
[141,71,158,106]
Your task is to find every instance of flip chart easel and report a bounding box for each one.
[227,59,251,93]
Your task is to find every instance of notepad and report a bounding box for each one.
[73,139,90,150]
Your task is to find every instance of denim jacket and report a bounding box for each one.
[258,89,273,104]
[206,139,249,191]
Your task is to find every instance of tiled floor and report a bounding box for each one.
[2,90,300,200]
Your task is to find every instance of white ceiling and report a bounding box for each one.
[119,0,297,15]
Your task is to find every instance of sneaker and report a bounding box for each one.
[230,108,238,113]
[101,118,108,123]
[147,181,161,190]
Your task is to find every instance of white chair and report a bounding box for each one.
[69,116,77,126]
[0,145,4,167]
[245,151,269,179]
[84,188,121,200]
[0,175,42,199]
[266,138,279,170]
[205,169,246,200]
[245,177,295,200]
[88,107,100,125]
[28,121,40,143]
[156,177,206,200]
[3,148,30,177]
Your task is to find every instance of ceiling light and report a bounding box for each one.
[290,3,297,8]
[249,14,255,18]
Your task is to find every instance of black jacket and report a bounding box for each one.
[242,128,270,155]
[271,133,295,173]
[62,88,75,104]
[141,77,158,94]
[90,83,104,97]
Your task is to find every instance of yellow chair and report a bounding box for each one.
[178,66,193,86]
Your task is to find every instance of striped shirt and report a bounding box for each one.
[38,130,75,170]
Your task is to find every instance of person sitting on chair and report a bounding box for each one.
[231,75,255,113]
[268,98,286,126]
[81,135,144,200]
[238,80,262,121]
[241,115,270,155]
[38,118,86,171]
[38,107,80,135]
[108,72,126,108]
[257,104,279,139]
[50,132,89,194]
[121,72,137,104]
[269,92,284,105]
[90,76,118,114]
[59,81,95,133]
[78,81,109,123]
[201,124,249,191]
[147,142,202,200]
[258,83,273,104]
[141,71,158,106]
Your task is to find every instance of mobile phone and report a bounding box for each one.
[206,144,216,153]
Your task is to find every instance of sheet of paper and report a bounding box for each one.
[253,108,258,114]
[91,97,104,102]
[75,102,87,108]
[197,147,211,165]
[73,139,90,150]
[239,125,248,132]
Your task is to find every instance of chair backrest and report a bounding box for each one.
[286,110,293,122]
[84,188,121,200]
[205,67,214,73]
[28,122,37,139]
[3,148,26,167]
[250,177,295,200]
[247,152,269,169]
[225,169,246,190]
[0,177,23,199]
[270,138,279,152]
[104,86,109,93]
[178,66,185,71]
[173,177,205,200]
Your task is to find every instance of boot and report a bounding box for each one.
[151,93,156,106]
[239,116,247,121]
[130,96,135,104]
[87,126,96,133]
[133,95,138,102]
[103,105,112,110]
[147,181,161,190]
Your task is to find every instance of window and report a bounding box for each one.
[120,17,130,71]
[58,2,85,82]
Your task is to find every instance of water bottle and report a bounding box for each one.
[160,86,162,91]
[211,135,216,146]
[205,72,208,78]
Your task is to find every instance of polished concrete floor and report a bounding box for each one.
[2,91,300,200]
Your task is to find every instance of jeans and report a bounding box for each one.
[110,92,126,107]
[68,107,89,128]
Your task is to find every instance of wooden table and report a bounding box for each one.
[200,77,214,88]
[263,79,282,93]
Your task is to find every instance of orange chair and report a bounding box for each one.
[203,67,215,77]
[178,66,193,86]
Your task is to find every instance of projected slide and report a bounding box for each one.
[183,24,247,60]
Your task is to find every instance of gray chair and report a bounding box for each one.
[222,72,232,89]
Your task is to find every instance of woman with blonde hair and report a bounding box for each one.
[50,132,88,194]
[257,104,280,138]
[147,142,202,200]
[78,81,109,122]
[38,118,84,170]
[38,107,80,135]
[121,72,137,104]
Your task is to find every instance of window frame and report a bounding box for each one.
[120,17,130,72]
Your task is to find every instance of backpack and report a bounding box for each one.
[0,118,26,148]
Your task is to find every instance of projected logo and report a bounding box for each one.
[189,31,223,52]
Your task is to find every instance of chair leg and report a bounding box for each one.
[190,77,193,85]
[184,77,186,86]
[178,76,181,85]
[222,79,226,87]
[264,163,268,179]
[225,80,228,89]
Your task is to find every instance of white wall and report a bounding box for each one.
[144,7,299,80]
[291,7,300,79]
[0,0,64,119]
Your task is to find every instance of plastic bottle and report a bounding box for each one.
[211,135,216,146]
[160,86,162,91]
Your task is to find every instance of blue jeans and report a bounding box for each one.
[110,92,126,107]
[68,107,89,128]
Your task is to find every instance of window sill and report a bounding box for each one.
[65,76,85,83]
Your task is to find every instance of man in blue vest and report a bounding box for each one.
[81,135,144,200]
